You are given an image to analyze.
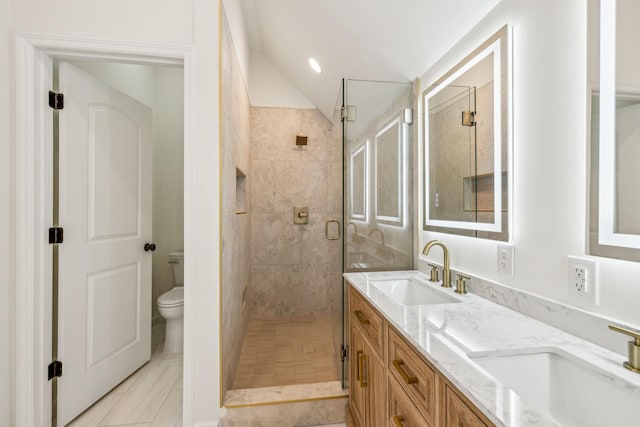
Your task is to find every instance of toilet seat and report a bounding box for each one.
[157,287,184,307]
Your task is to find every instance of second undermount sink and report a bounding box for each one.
[469,348,640,427]
[368,278,460,306]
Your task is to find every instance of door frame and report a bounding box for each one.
[14,33,195,426]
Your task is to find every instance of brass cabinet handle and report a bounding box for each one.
[392,415,405,427]
[361,354,368,386]
[393,359,419,384]
[356,350,363,383]
[354,310,370,325]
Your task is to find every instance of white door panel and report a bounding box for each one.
[89,104,142,241]
[58,62,152,425]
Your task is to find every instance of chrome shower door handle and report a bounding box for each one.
[325,218,341,240]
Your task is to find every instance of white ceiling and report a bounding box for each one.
[241,0,502,119]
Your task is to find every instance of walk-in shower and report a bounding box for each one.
[220,12,414,400]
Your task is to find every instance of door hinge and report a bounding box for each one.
[462,110,476,127]
[340,344,348,362]
[403,108,414,125]
[48,360,62,380]
[48,91,64,110]
[342,105,356,122]
[49,227,64,244]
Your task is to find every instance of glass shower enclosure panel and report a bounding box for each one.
[427,85,479,225]
[340,79,414,388]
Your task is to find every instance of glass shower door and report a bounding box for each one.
[340,79,414,388]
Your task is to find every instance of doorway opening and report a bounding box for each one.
[53,59,185,426]
[14,35,195,427]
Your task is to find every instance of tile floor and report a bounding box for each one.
[67,350,183,427]
[232,315,340,389]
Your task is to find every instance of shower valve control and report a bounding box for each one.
[293,207,309,224]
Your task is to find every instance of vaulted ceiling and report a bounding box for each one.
[240,0,502,118]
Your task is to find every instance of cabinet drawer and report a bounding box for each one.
[387,326,437,426]
[443,384,489,427]
[388,375,431,427]
[350,288,385,358]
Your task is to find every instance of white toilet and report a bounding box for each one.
[157,250,184,353]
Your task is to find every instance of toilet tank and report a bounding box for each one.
[168,250,184,286]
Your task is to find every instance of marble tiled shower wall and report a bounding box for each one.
[221,13,251,394]
[250,107,343,317]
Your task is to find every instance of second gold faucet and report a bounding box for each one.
[422,240,451,288]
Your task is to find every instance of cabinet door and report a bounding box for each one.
[349,321,366,427]
[388,327,437,425]
[388,376,431,427]
[350,288,385,358]
[443,384,488,427]
[365,340,386,427]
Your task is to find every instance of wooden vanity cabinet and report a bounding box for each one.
[347,284,495,427]
[349,288,387,427]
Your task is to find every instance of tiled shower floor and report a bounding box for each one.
[232,315,340,389]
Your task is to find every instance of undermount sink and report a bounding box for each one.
[469,348,640,427]
[368,278,460,306]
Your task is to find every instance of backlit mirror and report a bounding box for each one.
[350,142,368,221]
[422,25,511,241]
[589,0,640,260]
[375,117,405,225]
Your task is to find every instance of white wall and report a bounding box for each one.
[152,67,185,322]
[68,61,157,106]
[220,1,315,110]
[222,0,250,83]
[221,0,315,111]
[419,0,640,345]
[9,0,221,425]
[249,51,316,109]
[1,0,14,424]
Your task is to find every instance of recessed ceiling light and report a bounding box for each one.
[308,57,322,74]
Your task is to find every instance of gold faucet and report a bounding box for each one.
[422,240,451,288]
[609,324,640,373]
[347,221,364,244]
[368,228,387,258]
[455,273,470,294]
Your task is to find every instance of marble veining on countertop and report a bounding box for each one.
[344,270,640,427]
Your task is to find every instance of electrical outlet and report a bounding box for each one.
[496,243,514,276]
[568,256,598,304]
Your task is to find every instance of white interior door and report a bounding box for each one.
[57,62,153,425]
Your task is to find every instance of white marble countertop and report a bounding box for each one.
[344,270,640,427]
